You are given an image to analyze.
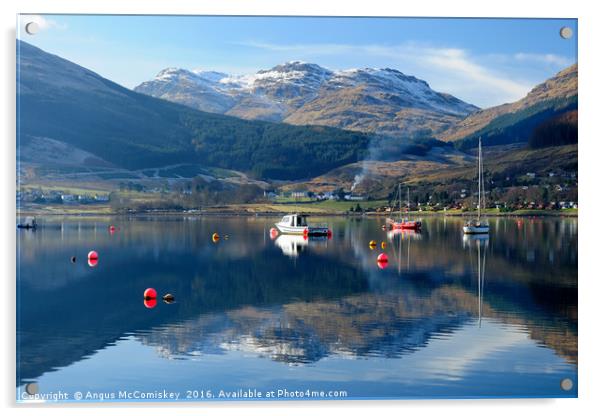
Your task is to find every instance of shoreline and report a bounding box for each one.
[16,208,578,218]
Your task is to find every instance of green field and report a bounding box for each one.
[20,183,112,196]
[311,199,389,211]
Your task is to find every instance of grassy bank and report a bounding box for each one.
[18,201,578,217]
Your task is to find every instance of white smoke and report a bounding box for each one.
[351,174,364,192]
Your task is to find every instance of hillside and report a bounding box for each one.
[285,142,577,204]
[135,62,478,138]
[440,64,577,148]
[17,41,371,180]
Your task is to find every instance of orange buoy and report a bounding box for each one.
[212,232,220,242]
[269,228,279,240]
[144,298,157,309]
[377,253,388,263]
[144,288,157,300]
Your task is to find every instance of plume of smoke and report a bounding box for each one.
[350,134,411,193]
[351,174,364,192]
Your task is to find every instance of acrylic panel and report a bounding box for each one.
[16,15,578,403]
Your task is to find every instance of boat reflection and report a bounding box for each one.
[462,233,489,248]
[463,234,488,327]
[387,228,422,274]
[274,234,329,258]
[387,228,422,241]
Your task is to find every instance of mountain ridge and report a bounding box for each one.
[16,40,371,180]
[134,61,479,138]
[441,64,577,145]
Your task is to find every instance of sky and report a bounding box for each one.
[17,15,577,108]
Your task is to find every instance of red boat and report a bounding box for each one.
[387,185,422,231]
[392,220,422,230]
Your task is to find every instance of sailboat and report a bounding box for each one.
[387,184,422,230]
[463,137,489,235]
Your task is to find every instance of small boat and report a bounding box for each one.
[275,213,330,236]
[463,137,489,235]
[17,216,37,229]
[387,185,421,230]
[463,220,490,235]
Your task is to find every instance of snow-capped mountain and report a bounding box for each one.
[134,62,479,137]
[135,67,236,114]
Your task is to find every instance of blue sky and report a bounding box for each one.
[18,15,577,108]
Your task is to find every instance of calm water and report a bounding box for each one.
[16,216,577,402]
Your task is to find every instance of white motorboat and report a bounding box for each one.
[275,213,330,236]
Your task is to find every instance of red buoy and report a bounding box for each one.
[87,258,98,267]
[144,298,157,309]
[377,259,389,270]
[144,288,157,300]
[109,225,116,235]
[269,228,279,240]
[377,253,389,263]
[327,229,332,240]
[88,250,98,260]
[303,228,309,236]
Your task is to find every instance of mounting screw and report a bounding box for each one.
[25,22,39,35]
[560,378,574,391]
[559,26,573,40]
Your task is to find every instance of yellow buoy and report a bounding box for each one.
[381,241,387,249]
[212,232,220,242]
[369,240,377,249]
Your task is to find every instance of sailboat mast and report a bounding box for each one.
[398,183,402,217]
[407,187,410,216]
[477,137,482,220]
[481,139,486,217]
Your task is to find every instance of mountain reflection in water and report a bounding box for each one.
[17,216,577,399]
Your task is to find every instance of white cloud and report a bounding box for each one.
[419,46,532,105]
[237,40,572,107]
[513,52,572,67]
